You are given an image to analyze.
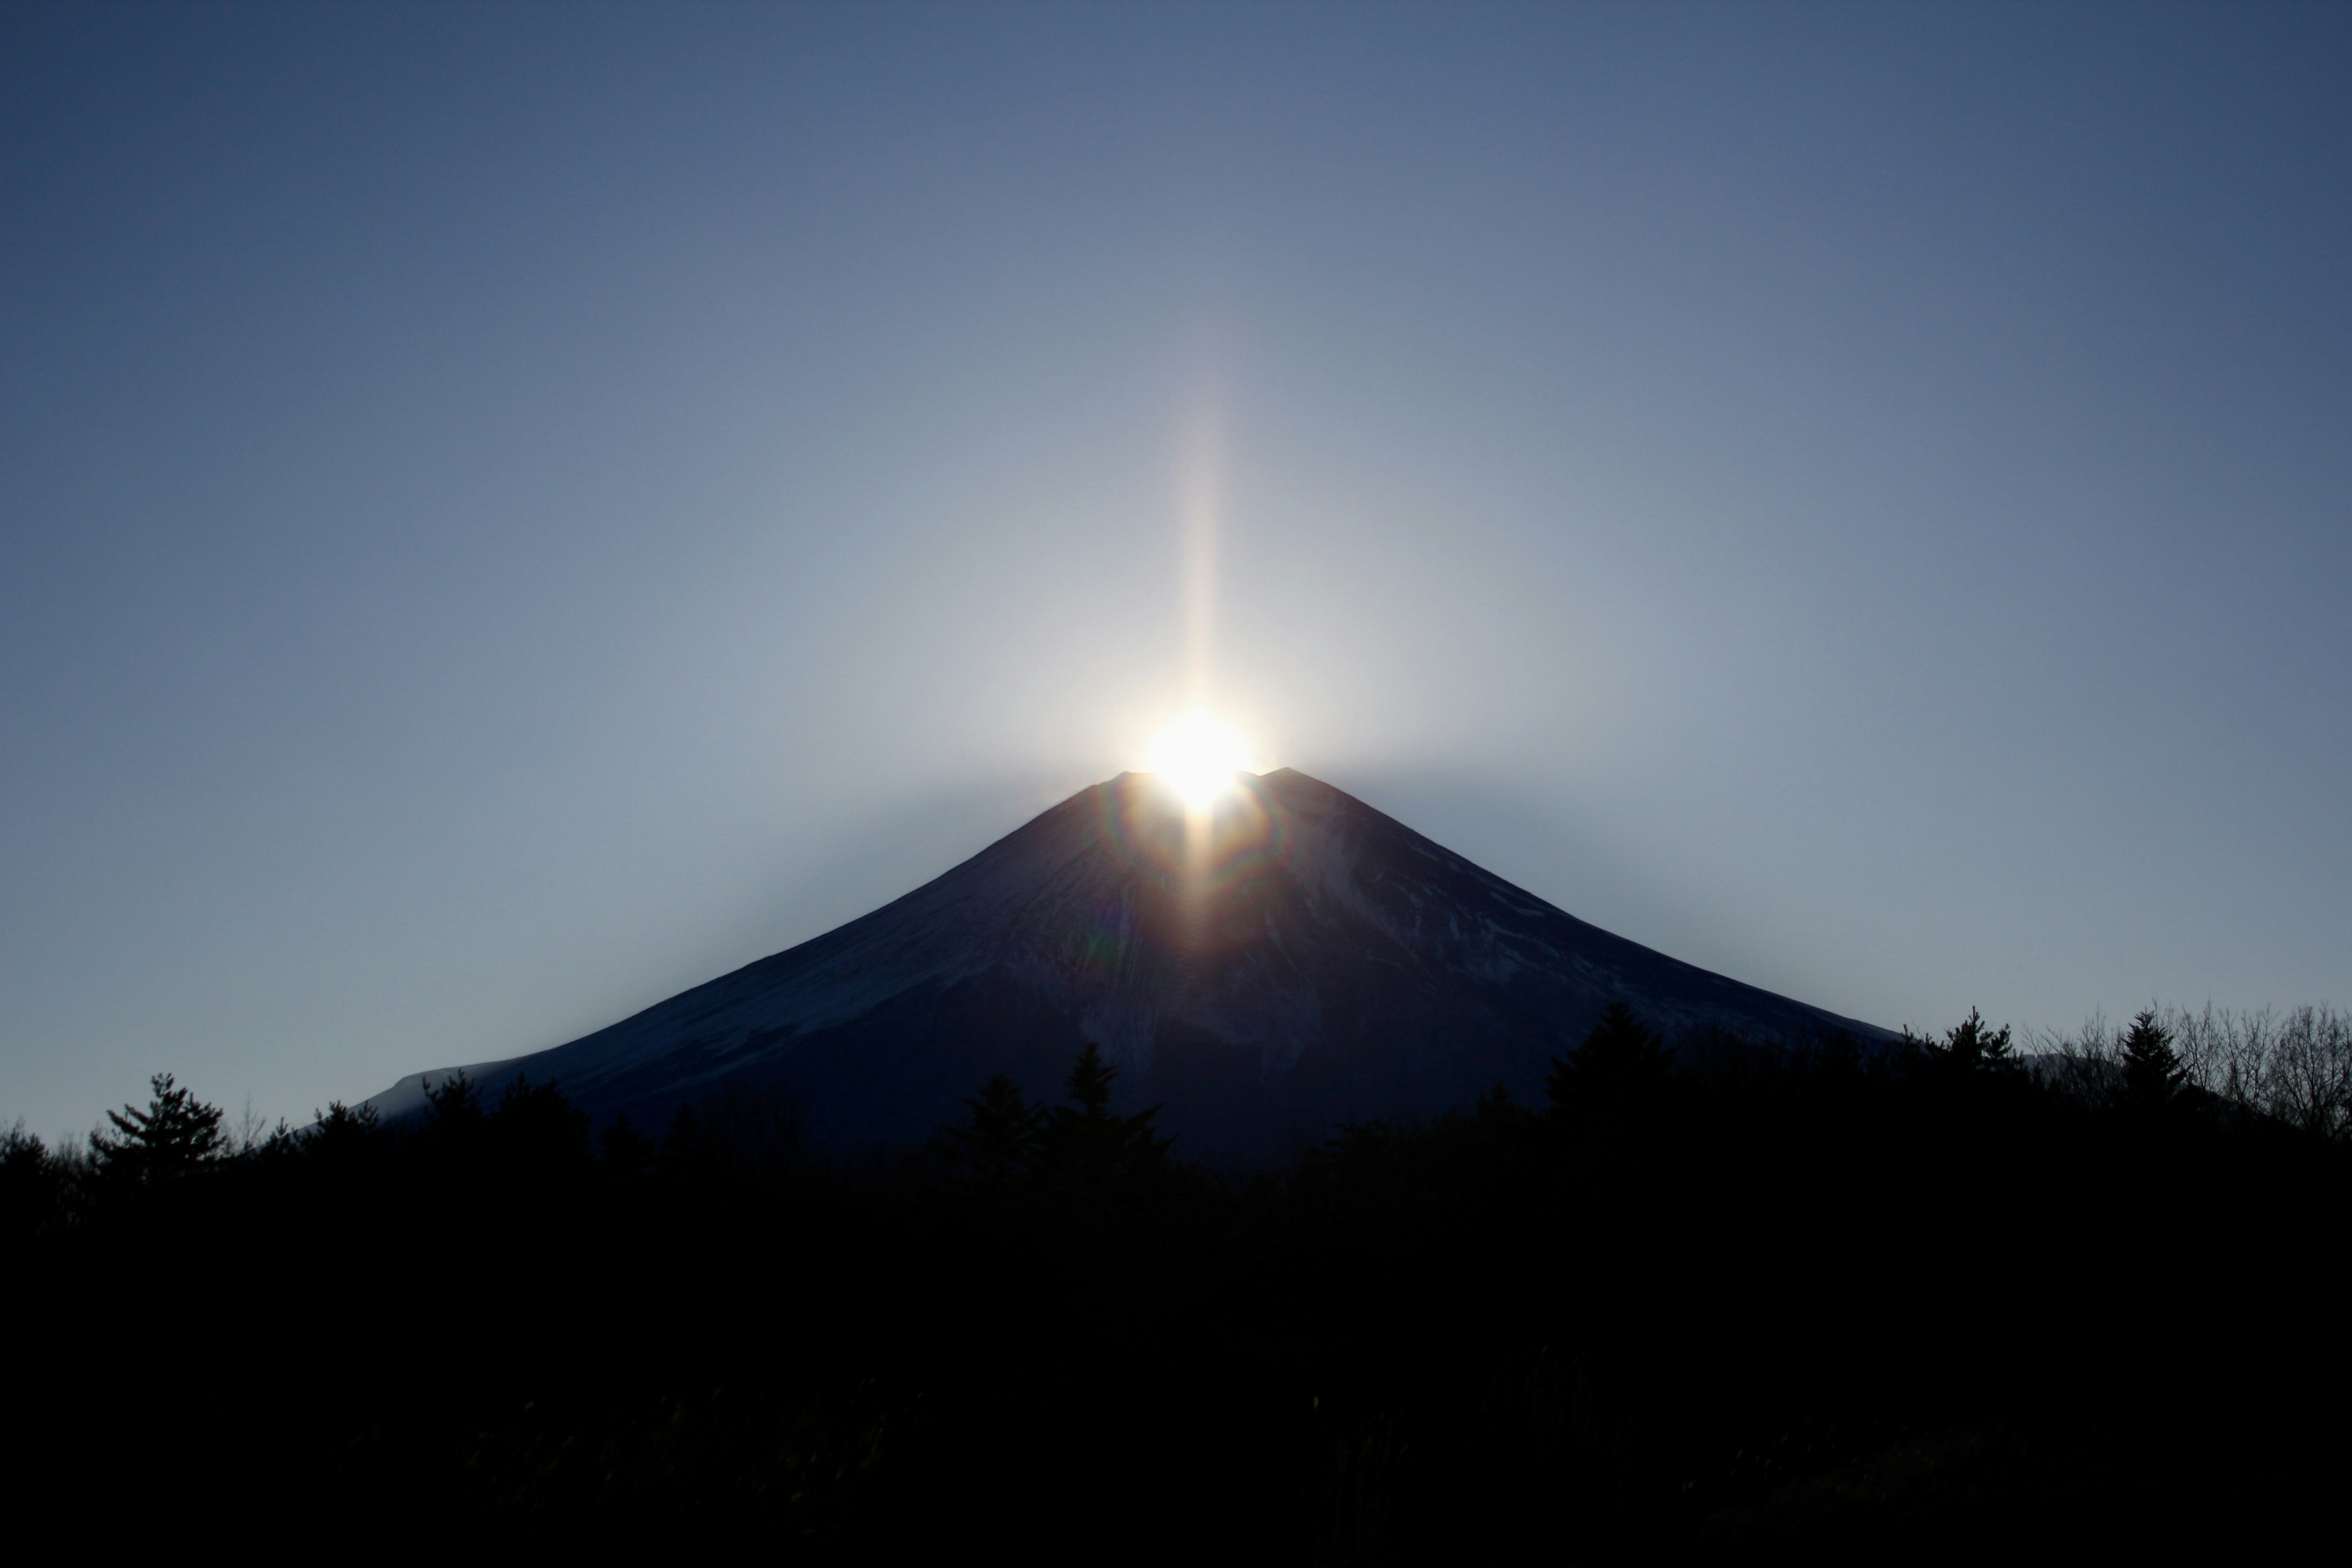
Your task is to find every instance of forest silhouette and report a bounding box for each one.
[5,1005,2347,1553]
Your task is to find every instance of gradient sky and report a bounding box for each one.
[5,2,2348,1137]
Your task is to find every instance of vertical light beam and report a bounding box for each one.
[1180,410,1221,710]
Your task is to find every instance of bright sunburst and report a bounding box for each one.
[1147,713,1251,811]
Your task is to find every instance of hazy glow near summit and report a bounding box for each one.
[1138,406,1254,814]
[1147,714,1253,811]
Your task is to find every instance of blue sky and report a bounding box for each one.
[4,2,2347,1135]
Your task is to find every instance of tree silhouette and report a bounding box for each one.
[1546,1003,1670,1113]
[89,1073,225,1189]
[308,1099,380,1145]
[418,1071,486,1156]
[2119,1009,2187,1114]
[1067,1043,1117,1114]
[491,1074,591,1170]
[1038,1044,1171,1183]
[657,1102,710,1185]
[599,1113,655,1186]
[1940,1008,2018,1074]
[938,1074,1045,1182]
[301,1101,384,1185]
[2,1121,61,1236]
[1910,1008,2021,1095]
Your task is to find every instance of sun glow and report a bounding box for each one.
[1147,713,1252,811]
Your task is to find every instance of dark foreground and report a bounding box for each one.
[6,1011,2345,1556]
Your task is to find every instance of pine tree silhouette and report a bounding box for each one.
[1039,1043,1172,1183]
[2119,1009,2188,1114]
[418,1071,486,1153]
[1944,1008,2017,1072]
[308,1099,380,1145]
[1065,1042,1117,1118]
[1546,1003,1670,1113]
[938,1074,1045,1182]
[88,1073,225,1188]
[1912,1008,2021,1089]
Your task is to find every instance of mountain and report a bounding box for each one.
[367,769,1890,1162]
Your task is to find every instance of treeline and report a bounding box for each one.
[4,1004,2347,1553]
[2027,1003,2352,1141]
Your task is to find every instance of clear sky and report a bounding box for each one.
[4,2,2347,1137]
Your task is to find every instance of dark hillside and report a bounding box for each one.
[7,1012,2346,1553]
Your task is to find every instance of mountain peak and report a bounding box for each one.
[369,769,1885,1161]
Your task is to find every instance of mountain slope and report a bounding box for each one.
[369,769,1888,1160]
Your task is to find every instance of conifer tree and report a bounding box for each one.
[2,1121,62,1235]
[491,1074,592,1169]
[1943,1008,2018,1072]
[1475,1082,1524,1126]
[2119,1009,2188,1114]
[657,1102,708,1183]
[1913,1008,2021,1087]
[1065,1042,1117,1120]
[252,1118,301,1162]
[1546,1003,1670,1113]
[938,1074,1045,1182]
[418,1071,485,1152]
[303,1101,384,1180]
[88,1073,225,1188]
[308,1099,380,1147]
[1039,1044,1172,1183]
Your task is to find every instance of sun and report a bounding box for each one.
[1147,713,1252,811]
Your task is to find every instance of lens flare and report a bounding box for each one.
[1147,714,1251,811]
